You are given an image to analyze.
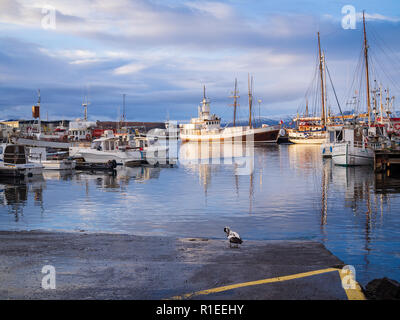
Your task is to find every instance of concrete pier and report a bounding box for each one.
[0,231,360,300]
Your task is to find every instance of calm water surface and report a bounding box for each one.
[1,143,400,286]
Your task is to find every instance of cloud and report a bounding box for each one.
[358,12,400,23]
[0,1,399,121]
[113,62,148,75]
[185,1,235,20]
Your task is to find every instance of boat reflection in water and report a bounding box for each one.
[179,141,256,211]
[179,141,254,175]
[320,158,400,284]
[287,144,322,172]
[0,176,45,221]
[42,170,75,181]
[72,166,163,190]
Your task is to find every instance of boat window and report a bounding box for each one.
[336,131,343,141]
[4,145,26,164]
[0,147,2,154]
[91,141,101,150]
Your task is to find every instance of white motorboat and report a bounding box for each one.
[130,135,174,165]
[0,143,43,177]
[71,130,142,165]
[28,147,76,170]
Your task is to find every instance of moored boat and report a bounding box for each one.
[0,143,43,177]
[28,147,76,170]
[70,130,142,165]
[179,83,280,143]
[331,127,374,166]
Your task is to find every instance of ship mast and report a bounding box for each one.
[122,93,126,127]
[305,98,309,117]
[37,89,41,134]
[317,32,326,127]
[248,74,253,128]
[379,85,384,124]
[322,52,328,123]
[232,79,239,126]
[363,11,372,126]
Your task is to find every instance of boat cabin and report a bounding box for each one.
[0,144,27,164]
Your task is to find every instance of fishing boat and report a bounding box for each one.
[331,126,374,166]
[0,143,43,177]
[130,135,174,165]
[179,79,281,143]
[28,147,76,170]
[329,12,395,165]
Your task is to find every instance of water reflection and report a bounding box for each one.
[0,145,400,284]
[43,170,74,181]
[179,141,256,211]
[375,172,400,194]
[0,176,45,221]
[318,157,400,284]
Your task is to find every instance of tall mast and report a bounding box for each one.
[305,98,309,117]
[37,89,41,134]
[322,52,328,123]
[248,74,253,128]
[230,78,239,127]
[379,85,384,123]
[363,11,372,126]
[318,32,326,127]
[122,93,126,127]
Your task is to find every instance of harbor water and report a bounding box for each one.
[0,143,399,286]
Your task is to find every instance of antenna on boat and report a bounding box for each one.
[82,93,90,121]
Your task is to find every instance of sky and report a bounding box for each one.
[0,0,399,122]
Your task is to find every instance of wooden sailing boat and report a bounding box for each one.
[288,32,328,144]
[331,12,375,166]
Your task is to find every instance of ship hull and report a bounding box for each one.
[288,137,326,144]
[180,126,280,143]
[332,143,374,166]
[78,150,142,164]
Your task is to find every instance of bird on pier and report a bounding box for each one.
[224,226,243,248]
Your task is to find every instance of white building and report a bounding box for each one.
[68,119,97,141]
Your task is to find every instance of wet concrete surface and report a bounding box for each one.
[0,231,348,299]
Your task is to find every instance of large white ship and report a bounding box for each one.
[179,85,280,143]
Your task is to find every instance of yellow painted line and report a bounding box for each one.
[337,268,366,300]
[170,267,339,300]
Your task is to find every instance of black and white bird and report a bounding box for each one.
[224,226,243,247]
